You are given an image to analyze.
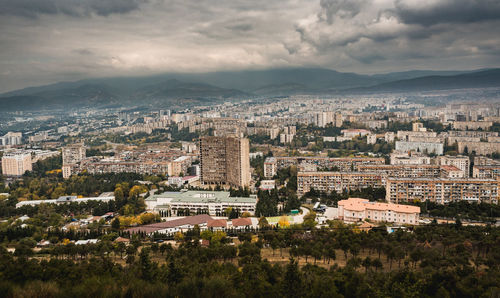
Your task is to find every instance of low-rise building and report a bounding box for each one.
[16,195,115,208]
[145,190,257,216]
[342,129,371,138]
[259,180,276,190]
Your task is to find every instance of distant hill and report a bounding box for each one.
[1,67,498,110]
[131,79,249,102]
[252,82,313,96]
[349,69,500,93]
[0,84,118,111]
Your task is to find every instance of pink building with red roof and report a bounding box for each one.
[338,198,420,225]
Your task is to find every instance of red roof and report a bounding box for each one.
[231,218,252,227]
[126,214,213,234]
[207,219,227,228]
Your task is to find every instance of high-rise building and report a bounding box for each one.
[199,136,250,187]
[62,143,86,179]
[1,152,32,176]
[62,143,86,165]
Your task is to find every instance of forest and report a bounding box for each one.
[0,222,498,297]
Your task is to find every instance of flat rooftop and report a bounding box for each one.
[146,190,256,204]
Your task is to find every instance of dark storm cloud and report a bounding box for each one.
[73,48,94,56]
[318,0,368,24]
[0,0,146,18]
[0,0,499,92]
[393,0,500,26]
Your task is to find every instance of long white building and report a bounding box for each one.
[16,195,115,208]
[145,190,257,216]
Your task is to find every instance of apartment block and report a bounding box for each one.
[0,132,22,146]
[199,136,250,188]
[473,165,500,179]
[357,164,441,179]
[263,156,385,178]
[386,177,499,204]
[452,121,493,130]
[444,130,498,138]
[395,141,444,155]
[457,141,500,155]
[297,171,384,196]
[397,131,437,141]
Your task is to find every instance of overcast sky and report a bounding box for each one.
[1,0,500,92]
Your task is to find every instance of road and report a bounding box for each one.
[293,206,310,224]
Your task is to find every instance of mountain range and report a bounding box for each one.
[1,68,499,111]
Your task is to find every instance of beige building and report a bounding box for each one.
[168,156,192,176]
[338,198,420,225]
[199,136,250,188]
[1,152,32,176]
[412,122,426,132]
[452,121,493,130]
[457,141,500,155]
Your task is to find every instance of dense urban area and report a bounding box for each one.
[1,91,500,297]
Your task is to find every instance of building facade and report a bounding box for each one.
[338,198,420,225]
[395,141,444,155]
[145,191,257,216]
[386,177,499,204]
[297,171,384,196]
[199,136,250,187]
[1,152,32,176]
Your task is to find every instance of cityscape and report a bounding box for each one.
[1,0,500,297]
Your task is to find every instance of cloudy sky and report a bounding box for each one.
[1,0,500,92]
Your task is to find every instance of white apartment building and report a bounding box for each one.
[145,191,257,216]
[1,152,32,176]
[395,141,444,155]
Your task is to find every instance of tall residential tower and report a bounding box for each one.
[199,136,250,188]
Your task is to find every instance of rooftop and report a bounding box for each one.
[146,190,257,204]
[339,198,420,214]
